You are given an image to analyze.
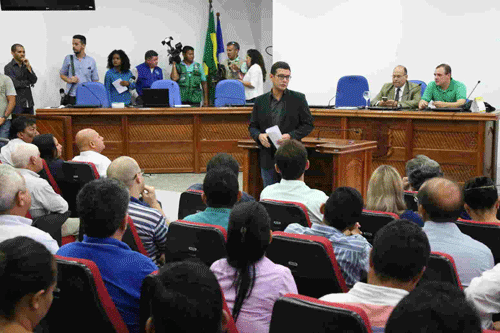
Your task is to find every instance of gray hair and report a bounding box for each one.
[106,156,140,188]
[0,164,26,213]
[11,144,39,169]
[405,155,440,177]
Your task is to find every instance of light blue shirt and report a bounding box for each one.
[183,207,231,229]
[104,68,136,105]
[60,54,99,96]
[423,221,494,287]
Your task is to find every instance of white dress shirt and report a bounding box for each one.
[0,138,27,165]
[72,150,111,178]
[0,214,59,254]
[466,264,500,329]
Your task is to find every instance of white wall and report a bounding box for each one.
[273,0,500,107]
[0,0,272,108]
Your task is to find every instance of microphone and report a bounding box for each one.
[466,80,481,100]
[59,88,65,99]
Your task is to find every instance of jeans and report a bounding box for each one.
[261,167,281,188]
[0,119,11,139]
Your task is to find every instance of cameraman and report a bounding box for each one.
[170,46,208,107]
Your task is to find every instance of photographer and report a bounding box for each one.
[170,46,208,107]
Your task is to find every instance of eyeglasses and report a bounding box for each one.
[276,75,292,81]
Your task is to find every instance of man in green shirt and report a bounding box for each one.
[419,64,467,109]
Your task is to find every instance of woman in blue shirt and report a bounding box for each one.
[104,49,136,105]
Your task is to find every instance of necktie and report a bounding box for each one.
[395,88,401,102]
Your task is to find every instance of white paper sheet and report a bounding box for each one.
[265,125,283,149]
[112,79,128,94]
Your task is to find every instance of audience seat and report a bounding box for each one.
[403,190,418,211]
[456,219,500,264]
[32,211,71,247]
[60,161,99,218]
[150,79,182,106]
[260,199,311,232]
[178,189,206,220]
[335,75,370,108]
[266,232,348,298]
[408,80,427,97]
[44,255,129,333]
[75,82,111,108]
[39,159,62,195]
[420,251,462,290]
[269,293,372,333]
[359,209,399,244]
[214,80,245,107]
[164,220,227,267]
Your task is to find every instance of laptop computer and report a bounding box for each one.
[142,88,170,107]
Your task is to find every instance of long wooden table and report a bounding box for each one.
[35,107,499,185]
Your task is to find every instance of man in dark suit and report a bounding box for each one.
[248,61,314,187]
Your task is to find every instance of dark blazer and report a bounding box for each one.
[248,89,314,169]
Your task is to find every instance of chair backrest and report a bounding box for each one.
[270,294,372,333]
[260,199,311,231]
[178,189,206,220]
[403,190,418,211]
[150,79,182,106]
[40,159,62,195]
[32,211,71,246]
[359,209,399,244]
[61,161,99,218]
[214,80,246,107]
[122,215,149,256]
[409,80,427,97]
[420,252,462,290]
[164,220,227,267]
[76,82,111,108]
[335,75,370,107]
[266,232,348,298]
[45,256,129,333]
[456,219,500,264]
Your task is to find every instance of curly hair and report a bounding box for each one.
[107,49,131,71]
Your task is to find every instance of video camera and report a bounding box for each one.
[161,37,182,65]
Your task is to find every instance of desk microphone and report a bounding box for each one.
[59,88,65,99]
[467,80,481,100]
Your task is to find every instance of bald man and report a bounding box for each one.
[418,177,494,286]
[72,128,111,177]
[371,66,421,109]
[107,156,168,265]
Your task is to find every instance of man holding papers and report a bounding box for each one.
[248,61,314,187]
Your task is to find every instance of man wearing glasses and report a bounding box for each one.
[249,61,314,187]
[371,65,421,109]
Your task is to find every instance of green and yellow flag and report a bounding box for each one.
[203,2,218,104]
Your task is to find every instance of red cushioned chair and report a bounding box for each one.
[39,159,62,195]
[269,294,372,333]
[60,161,99,218]
[403,190,418,211]
[419,252,462,290]
[359,209,399,244]
[44,256,129,333]
[178,189,207,220]
[266,232,348,298]
[164,220,227,267]
[456,219,500,264]
[260,199,311,232]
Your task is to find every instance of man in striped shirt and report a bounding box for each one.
[284,187,372,285]
[107,156,168,265]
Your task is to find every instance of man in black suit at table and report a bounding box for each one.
[248,61,314,187]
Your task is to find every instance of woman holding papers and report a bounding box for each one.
[239,49,266,102]
[104,49,136,105]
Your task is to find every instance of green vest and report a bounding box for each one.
[176,62,202,103]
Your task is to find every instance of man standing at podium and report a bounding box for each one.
[248,61,314,187]
[371,66,421,109]
[418,64,467,109]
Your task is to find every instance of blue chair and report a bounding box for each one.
[75,82,110,108]
[409,80,427,97]
[150,79,182,106]
[214,80,245,107]
[335,75,369,108]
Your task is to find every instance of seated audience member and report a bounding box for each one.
[0,116,38,165]
[320,219,430,328]
[419,177,494,286]
[402,154,442,191]
[260,139,328,225]
[188,153,255,202]
[463,176,500,223]
[284,187,372,285]
[72,128,111,177]
[133,50,163,100]
[12,144,68,219]
[183,167,240,229]
[240,49,266,102]
[107,156,168,265]
[370,65,421,109]
[104,49,136,105]
[143,260,229,333]
[418,63,467,109]
[0,164,58,253]
[211,201,297,333]
[32,133,64,184]
[387,281,482,333]
[466,264,500,330]
[0,236,58,333]
[57,178,157,333]
[366,165,424,227]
